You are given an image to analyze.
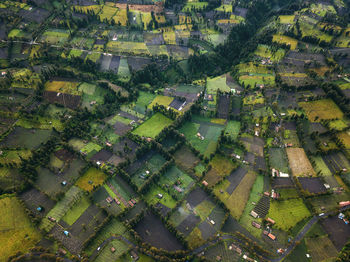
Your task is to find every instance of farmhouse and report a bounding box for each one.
[268,233,276,241]
[252,221,261,229]
[339,201,350,207]
[250,210,259,218]
[266,217,275,224]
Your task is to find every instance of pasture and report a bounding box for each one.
[0,196,41,261]
[132,113,173,138]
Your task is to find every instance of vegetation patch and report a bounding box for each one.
[76,168,107,192]
[0,196,41,261]
[267,199,311,231]
[132,113,173,138]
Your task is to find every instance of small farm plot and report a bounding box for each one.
[204,241,241,262]
[273,34,298,50]
[135,211,184,251]
[0,149,32,165]
[269,148,289,173]
[45,80,81,96]
[337,131,350,149]
[76,168,107,192]
[19,188,56,218]
[254,44,286,62]
[306,236,338,262]
[61,195,91,226]
[52,204,107,255]
[128,152,166,189]
[132,113,174,138]
[321,215,350,251]
[310,192,350,213]
[267,199,311,231]
[298,177,327,194]
[299,99,344,122]
[169,187,225,249]
[0,127,52,150]
[286,148,316,177]
[79,82,111,110]
[145,165,195,214]
[80,142,102,159]
[0,196,42,261]
[203,154,237,187]
[147,95,174,110]
[179,115,225,158]
[40,29,70,45]
[322,152,350,174]
[84,218,129,256]
[134,91,156,114]
[239,175,265,238]
[224,121,240,140]
[173,145,201,174]
[214,170,257,219]
[240,136,265,157]
[0,167,25,193]
[104,175,137,209]
[94,239,130,262]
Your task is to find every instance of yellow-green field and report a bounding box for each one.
[76,168,107,192]
[273,34,298,50]
[0,196,41,261]
[45,80,81,95]
[299,99,344,122]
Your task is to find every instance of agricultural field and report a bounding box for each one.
[214,169,257,219]
[267,199,311,231]
[1,0,350,260]
[286,148,316,177]
[299,99,344,122]
[132,113,173,138]
[179,115,225,158]
[0,196,41,261]
[76,168,107,192]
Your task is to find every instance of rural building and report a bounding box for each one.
[202,180,208,186]
[130,250,139,260]
[266,217,275,224]
[252,221,261,229]
[268,233,276,241]
[250,210,259,218]
[339,201,350,207]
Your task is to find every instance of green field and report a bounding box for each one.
[239,175,264,238]
[62,195,90,225]
[76,168,107,192]
[179,115,225,158]
[224,121,241,140]
[132,113,174,138]
[267,199,311,231]
[148,95,174,110]
[41,186,84,231]
[0,197,41,261]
